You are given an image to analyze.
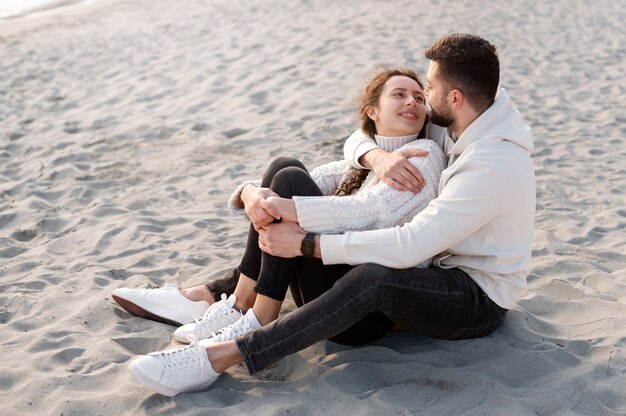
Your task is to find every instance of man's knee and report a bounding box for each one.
[333,263,396,297]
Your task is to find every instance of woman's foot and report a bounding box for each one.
[112,284,210,326]
[173,294,244,342]
[180,284,216,304]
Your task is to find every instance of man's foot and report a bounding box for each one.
[174,294,243,343]
[205,308,262,343]
[129,336,219,397]
[112,284,209,326]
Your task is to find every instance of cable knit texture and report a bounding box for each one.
[293,139,445,234]
[227,135,445,269]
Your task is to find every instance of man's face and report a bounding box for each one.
[425,61,454,128]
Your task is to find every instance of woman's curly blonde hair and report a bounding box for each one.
[335,67,428,196]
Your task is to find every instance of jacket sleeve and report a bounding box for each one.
[227,179,262,216]
[294,140,446,234]
[319,159,503,267]
[343,129,378,169]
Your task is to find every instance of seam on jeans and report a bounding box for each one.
[443,319,499,340]
[253,286,285,302]
[250,285,367,360]
[236,339,256,374]
[238,264,260,281]
[247,274,481,364]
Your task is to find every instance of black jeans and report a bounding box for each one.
[207,157,394,343]
[236,264,508,374]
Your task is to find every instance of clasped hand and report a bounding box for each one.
[257,221,306,258]
[241,185,281,228]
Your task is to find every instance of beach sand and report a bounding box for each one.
[1,0,625,414]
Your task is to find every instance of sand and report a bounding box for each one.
[1,0,625,414]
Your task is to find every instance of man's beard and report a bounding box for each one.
[429,102,454,128]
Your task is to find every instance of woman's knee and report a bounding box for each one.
[270,166,318,197]
[266,157,306,176]
[262,157,307,187]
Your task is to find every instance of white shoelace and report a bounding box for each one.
[158,335,206,379]
[210,315,252,343]
[193,294,241,339]
[196,294,230,324]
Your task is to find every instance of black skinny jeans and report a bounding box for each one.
[210,157,508,373]
[237,264,508,374]
[207,157,394,344]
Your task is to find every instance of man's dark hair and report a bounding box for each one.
[425,33,499,113]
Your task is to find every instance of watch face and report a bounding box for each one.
[301,233,315,257]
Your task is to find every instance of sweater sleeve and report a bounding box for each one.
[319,159,503,268]
[343,129,378,169]
[227,179,262,215]
[309,160,350,196]
[294,140,446,234]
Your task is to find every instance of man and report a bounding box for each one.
[127,33,536,397]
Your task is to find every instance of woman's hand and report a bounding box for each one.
[241,185,281,227]
[257,221,306,258]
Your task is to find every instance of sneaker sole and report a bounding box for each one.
[112,295,183,326]
[128,361,179,397]
[129,361,216,397]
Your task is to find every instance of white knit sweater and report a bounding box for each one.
[228,134,446,236]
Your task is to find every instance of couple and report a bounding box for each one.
[112,33,535,397]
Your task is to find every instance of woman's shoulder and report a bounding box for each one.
[397,138,443,153]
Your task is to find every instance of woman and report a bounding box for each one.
[113,68,443,339]
[124,68,446,395]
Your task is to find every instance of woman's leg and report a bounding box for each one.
[230,264,507,374]
[200,158,314,309]
[248,165,327,324]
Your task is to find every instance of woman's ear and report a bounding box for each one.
[366,106,379,121]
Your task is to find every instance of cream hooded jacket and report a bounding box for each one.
[323,89,536,309]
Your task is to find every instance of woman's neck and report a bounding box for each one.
[374,133,419,153]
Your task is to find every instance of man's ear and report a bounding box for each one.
[366,106,379,121]
[449,89,464,109]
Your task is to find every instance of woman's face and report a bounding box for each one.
[368,75,426,137]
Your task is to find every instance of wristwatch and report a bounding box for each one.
[300,232,317,257]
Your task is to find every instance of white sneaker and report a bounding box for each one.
[206,308,262,344]
[174,294,243,343]
[112,284,209,326]
[129,335,219,397]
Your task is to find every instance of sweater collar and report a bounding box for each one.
[374,133,419,153]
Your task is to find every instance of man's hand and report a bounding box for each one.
[241,185,281,228]
[257,221,306,258]
[361,148,428,193]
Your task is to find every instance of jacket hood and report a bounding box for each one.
[449,88,533,157]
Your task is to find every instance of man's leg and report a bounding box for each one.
[236,263,507,374]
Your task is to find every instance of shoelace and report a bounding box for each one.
[195,294,229,324]
[210,315,251,343]
[193,294,241,339]
[159,335,206,379]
